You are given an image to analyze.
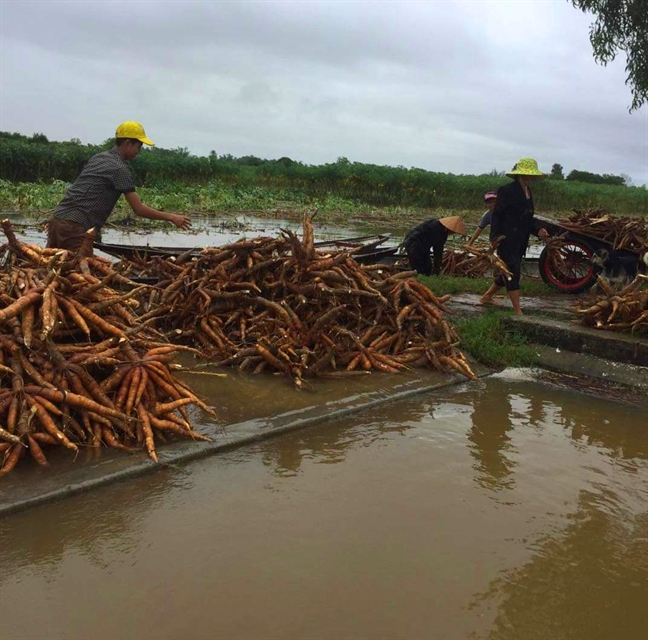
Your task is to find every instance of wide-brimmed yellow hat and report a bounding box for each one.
[506,157,544,179]
[115,121,155,146]
[439,216,466,235]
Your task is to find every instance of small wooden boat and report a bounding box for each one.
[94,234,398,264]
[94,242,197,260]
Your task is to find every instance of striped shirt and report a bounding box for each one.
[53,149,136,231]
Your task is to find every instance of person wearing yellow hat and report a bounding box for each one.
[46,121,191,254]
[402,215,467,276]
[479,158,550,314]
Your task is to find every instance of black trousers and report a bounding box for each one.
[494,245,523,291]
[405,240,436,276]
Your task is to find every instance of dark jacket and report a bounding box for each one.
[490,180,538,256]
[403,219,449,274]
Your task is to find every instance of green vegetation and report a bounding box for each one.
[0,179,395,222]
[455,313,539,369]
[550,163,630,187]
[565,169,627,186]
[1,132,647,216]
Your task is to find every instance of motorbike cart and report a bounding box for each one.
[534,215,642,294]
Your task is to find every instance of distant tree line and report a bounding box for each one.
[0,132,646,214]
[548,162,630,186]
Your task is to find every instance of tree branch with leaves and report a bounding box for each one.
[570,0,647,111]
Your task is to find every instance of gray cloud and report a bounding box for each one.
[1,0,646,186]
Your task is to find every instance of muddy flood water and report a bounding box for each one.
[2,210,401,254]
[0,372,646,640]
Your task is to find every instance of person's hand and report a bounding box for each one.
[169,213,191,230]
[538,228,549,240]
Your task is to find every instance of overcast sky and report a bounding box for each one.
[1,0,647,186]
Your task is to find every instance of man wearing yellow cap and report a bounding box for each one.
[402,216,467,276]
[46,121,191,253]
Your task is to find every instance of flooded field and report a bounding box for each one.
[1,210,403,254]
[3,209,545,267]
[1,373,646,640]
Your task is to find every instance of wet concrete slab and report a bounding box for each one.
[447,291,648,398]
[447,292,579,319]
[503,315,648,367]
[533,344,648,393]
[0,367,484,516]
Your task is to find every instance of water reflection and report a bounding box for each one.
[257,377,645,494]
[260,417,411,477]
[466,383,518,491]
[470,490,648,640]
[560,406,648,461]
[0,377,646,640]
[0,470,183,578]
[509,392,547,431]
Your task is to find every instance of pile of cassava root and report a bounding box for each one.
[0,220,215,476]
[114,212,476,388]
[571,274,648,333]
[559,208,647,253]
[1,213,476,476]
[440,236,513,279]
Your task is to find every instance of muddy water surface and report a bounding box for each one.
[1,373,646,640]
[4,210,548,267]
[2,211,402,255]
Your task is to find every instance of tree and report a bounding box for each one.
[566,169,626,185]
[570,0,648,111]
[620,173,633,186]
[550,163,565,180]
[237,155,264,166]
[29,133,49,144]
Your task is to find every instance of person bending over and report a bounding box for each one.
[46,121,191,254]
[403,216,467,276]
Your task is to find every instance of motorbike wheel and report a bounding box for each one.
[539,239,597,293]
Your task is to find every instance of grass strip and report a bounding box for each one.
[454,313,539,369]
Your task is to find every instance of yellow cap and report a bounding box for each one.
[439,216,467,235]
[115,121,155,146]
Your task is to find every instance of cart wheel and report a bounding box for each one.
[539,240,597,293]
